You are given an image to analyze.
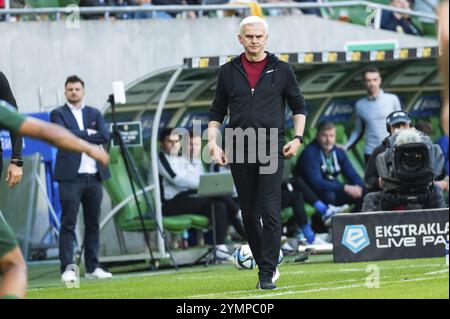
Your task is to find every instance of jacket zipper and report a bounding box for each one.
[232,56,275,129]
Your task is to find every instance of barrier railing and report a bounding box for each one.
[0,1,438,30]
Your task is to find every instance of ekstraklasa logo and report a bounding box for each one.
[342,225,370,254]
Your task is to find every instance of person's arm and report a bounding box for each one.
[345,114,364,150]
[282,65,307,158]
[364,146,383,192]
[50,109,109,145]
[0,72,23,188]
[340,150,364,187]
[208,67,229,165]
[439,1,449,135]
[18,117,109,166]
[86,109,110,145]
[0,247,27,299]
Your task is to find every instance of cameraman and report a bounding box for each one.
[362,127,446,211]
[364,111,412,193]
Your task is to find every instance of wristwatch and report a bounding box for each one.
[11,159,24,168]
[294,135,304,144]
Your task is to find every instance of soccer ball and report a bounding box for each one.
[233,244,256,270]
[233,245,283,270]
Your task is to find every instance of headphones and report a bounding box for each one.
[385,110,412,133]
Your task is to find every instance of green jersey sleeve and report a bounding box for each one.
[0,211,18,258]
[0,100,26,134]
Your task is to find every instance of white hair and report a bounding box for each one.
[239,16,269,35]
[394,128,423,146]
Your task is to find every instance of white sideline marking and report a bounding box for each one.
[425,269,449,276]
[186,276,396,299]
[281,263,444,276]
[242,276,448,299]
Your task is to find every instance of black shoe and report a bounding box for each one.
[256,278,277,290]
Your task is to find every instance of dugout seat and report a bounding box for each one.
[103,147,192,234]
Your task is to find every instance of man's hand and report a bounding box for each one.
[87,146,110,167]
[283,139,301,159]
[209,143,228,166]
[344,184,363,199]
[5,164,23,188]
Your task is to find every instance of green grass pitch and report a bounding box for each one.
[26,255,449,299]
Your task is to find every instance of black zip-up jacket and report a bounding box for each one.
[209,52,307,147]
[0,71,22,160]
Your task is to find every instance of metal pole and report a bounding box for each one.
[374,7,382,30]
[151,67,183,258]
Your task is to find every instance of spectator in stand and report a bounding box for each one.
[295,121,365,212]
[79,0,109,20]
[293,0,322,16]
[346,67,403,163]
[380,0,423,36]
[133,0,173,19]
[113,0,137,20]
[152,0,197,18]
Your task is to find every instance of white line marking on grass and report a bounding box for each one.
[425,269,449,276]
[281,263,444,276]
[242,275,448,299]
[186,276,398,299]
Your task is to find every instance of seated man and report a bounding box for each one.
[158,128,237,260]
[282,177,349,245]
[295,121,365,212]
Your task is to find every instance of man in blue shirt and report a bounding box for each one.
[295,121,365,212]
[436,134,449,195]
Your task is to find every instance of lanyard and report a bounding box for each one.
[320,149,341,175]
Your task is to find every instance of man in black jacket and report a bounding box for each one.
[208,16,306,290]
[0,71,23,189]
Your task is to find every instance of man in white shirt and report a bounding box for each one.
[158,128,234,259]
[50,76,112,283]
[346,67,403,162]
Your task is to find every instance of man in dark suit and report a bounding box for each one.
[0,71,23,188]
[51,75,111,283]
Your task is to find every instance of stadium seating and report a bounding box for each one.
[103,147,192,234]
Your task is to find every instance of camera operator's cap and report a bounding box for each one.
[386,111,412,132]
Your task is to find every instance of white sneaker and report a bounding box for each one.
[272,268,280,284]
[85,268,113,280]
[215,245,232,261]
[323,204,350,226]
[61,270,77,283]
[311,236,329,245]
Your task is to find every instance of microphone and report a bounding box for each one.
[112,81,126,105]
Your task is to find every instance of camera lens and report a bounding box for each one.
[399,150,425,172]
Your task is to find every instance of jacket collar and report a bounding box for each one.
[231,51,278,68]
